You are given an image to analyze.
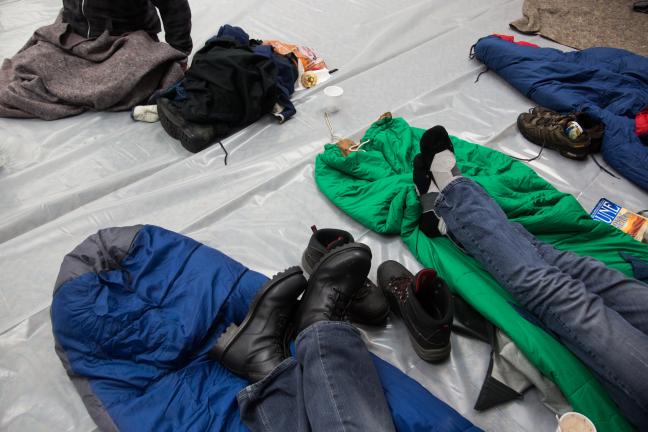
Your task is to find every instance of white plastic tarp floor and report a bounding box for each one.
[1,0,647,431]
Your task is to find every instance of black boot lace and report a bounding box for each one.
[325,289,354,321]
[388,276,412,302]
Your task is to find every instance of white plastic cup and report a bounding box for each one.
[555,412,596,432]
[323,85,344,113]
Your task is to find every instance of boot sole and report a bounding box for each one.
[410,336,451,362]
[210,266,303,363]
[158,100,212,153]
[157,100,182,140]
[384,283,451,363]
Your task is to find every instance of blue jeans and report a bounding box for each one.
[434,177,648,429]
[237,321,396,432]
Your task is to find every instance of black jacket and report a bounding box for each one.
[180,36,279,127]
[61,0,192,54]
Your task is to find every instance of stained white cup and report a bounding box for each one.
[324,85,344,113]
[555,412,596,432]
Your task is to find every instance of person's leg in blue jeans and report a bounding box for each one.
[415,127,648,426]
[431,176,648,428]
[511,224,648,334]
[216,245,395,432]
[237,321,396,432]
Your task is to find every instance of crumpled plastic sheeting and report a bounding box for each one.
[1,0,647,431]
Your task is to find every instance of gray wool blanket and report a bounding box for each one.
[0,23,185,120]
[510,0,648,56]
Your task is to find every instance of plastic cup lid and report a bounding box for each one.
[324,86,343,97]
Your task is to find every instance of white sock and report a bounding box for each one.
[430,149,460,190]
[131,105,159,123]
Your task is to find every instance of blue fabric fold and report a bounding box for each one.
[474,35,648,192]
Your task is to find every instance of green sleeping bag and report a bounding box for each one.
[315,116,648,432]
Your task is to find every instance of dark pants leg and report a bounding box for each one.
[512,223,648,334]
[237,321,396,432]
[434,177,648,428]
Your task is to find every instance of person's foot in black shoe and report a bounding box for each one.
[377,260,453,362]
[210,267,307,382]
[157,98,217,153]
[295,242,372,334]
[301,226,389,326]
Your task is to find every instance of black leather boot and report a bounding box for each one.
[295,243,372,334]
[378,260,453,362]
[301,226,389,325]
[210,267,307,382]
[157,98,218,153]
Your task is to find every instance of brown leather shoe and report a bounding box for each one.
[517,109,604,159]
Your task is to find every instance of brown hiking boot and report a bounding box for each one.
[517,109,604,159]
[529,107,604,151]
[529,106,564,119]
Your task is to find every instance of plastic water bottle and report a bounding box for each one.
[565,121,584,140]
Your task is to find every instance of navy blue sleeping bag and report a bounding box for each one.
[473,35,648,192]
[51,225,481,432]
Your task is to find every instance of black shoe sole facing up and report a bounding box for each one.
[157,99,214,153]
[210,266,303,379]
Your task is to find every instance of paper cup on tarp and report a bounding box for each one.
[555,412,596,432]
[324,85,344,113]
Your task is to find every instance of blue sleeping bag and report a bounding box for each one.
[51,225,481,432]
[473,35,648,192]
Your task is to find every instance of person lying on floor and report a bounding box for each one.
[413,126,648,430]
[210,244,397,432]
[61,0,193,57]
